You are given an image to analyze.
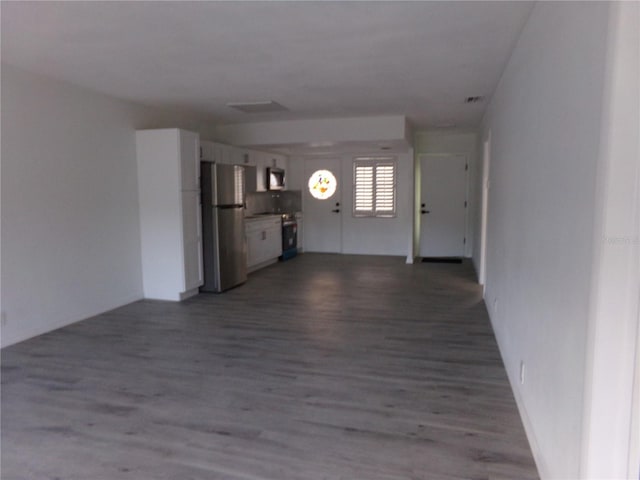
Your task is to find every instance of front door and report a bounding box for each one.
[304,158,342,253]
[419,154,467,258]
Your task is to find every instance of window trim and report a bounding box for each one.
[352,157,397,218]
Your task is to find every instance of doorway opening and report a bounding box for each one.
[479,133,491,288]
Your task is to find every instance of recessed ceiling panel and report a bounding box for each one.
[226,101,289,114]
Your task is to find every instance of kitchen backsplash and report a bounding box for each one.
[245,190,302,215]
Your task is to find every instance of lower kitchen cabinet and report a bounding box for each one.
[246,216,282,272]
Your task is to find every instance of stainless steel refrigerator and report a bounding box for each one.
[200,162,247,292]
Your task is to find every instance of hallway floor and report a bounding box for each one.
[1,254,538,479]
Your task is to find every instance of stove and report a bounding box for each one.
[280,214,297,260]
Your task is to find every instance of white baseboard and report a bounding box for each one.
[1,291,144,348]
[486,306,549,479]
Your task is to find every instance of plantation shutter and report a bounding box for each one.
[353,158,396,217]
[375,164,395,213]
[354,165,374,213]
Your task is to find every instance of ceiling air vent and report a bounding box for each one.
[465,96,484,104]
[226,101,288,113]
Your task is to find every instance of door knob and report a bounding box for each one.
[421,210,430,214]
[332,209,340,213]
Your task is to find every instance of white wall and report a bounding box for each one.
[288,151,413,257]
[475,3,612,478]
[414,131,478,258]
[214,115,408,147]
[0,64,213,347]
[580,2,639,478]
[232,116,414,258]
[341,151,412,256]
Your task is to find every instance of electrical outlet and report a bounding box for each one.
[1,311,7,327]
[493,297,499,314]
[520,361,526,385]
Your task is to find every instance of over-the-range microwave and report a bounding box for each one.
[267,167,285,190]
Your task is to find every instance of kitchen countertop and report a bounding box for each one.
[244,212,300,220]
[244,213,282,220]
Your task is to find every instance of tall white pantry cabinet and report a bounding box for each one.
[136,129,203,301]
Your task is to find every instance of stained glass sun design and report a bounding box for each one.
[308,170,337,200]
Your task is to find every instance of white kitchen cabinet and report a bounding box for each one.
[228,146,245,165]
[246,216,282,272]
[200,140,215,161]
[237,148,250,166]
[203,143,288,192]
[266,153,287,171]
[241,150,267,192]
[244,165,258,193]
[255,152,268,192]
[233,149,259,192]
[136,128,203,301]
[212,143,243,165]
[180,133,200,191]
[211,143,228,164]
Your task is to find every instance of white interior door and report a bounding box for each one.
[419,154,467,257]
[304,158,342,253]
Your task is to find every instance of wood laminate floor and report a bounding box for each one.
[1,254,539,480]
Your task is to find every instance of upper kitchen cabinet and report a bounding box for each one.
[136,128,203,301]
[200,140,215,161]
[179,130,200,191]
[198,141,289,191]
[266,154,287,171]
[254,152,268,192]
[244,164,258,193]
[251,151,283,191]
[228,146,246,165]
[216,143,233,164]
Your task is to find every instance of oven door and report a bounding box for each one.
[281,220,297,253]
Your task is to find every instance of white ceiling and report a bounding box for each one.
[1,1,533,130]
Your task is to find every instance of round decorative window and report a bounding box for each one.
[308,170,337,200]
